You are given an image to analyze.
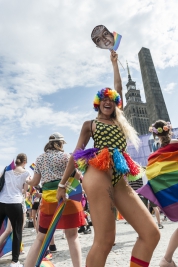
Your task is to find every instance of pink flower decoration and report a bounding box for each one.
[163,126,169,131]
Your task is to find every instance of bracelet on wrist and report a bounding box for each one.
[58,183,66,189]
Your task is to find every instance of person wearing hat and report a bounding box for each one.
[24,133,85,267]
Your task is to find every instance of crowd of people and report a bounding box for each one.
[0,50,178,267]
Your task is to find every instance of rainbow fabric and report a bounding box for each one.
[137,143,178,221]
[6,160,15,171]
[25,199,32,209]
[0,217,13,258]
[93,88,122,111]
[40,260,55,267]
[30,163,36,171]
[36,201,65,267]
[112,32,122,51]
[35,178,82,267]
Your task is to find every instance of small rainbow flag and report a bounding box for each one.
[30,163,36,171]
[6,160,15,171]
[112,32,122,51]
[137,143,178,221]
[25,198,32,210]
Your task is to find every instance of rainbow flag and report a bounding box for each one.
[0,217,13,257]
[25,198,32,210]
[112,32,122,51]
[137,143,178,221]
[30,163,36,171]
[6,160,15,171]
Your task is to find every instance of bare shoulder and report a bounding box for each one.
[82,120,92,132]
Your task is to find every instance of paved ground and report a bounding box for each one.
[1,215,178,267]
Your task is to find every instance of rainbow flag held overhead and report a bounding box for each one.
[112,32,122,51]
[30,163,36,171]
[6,160,15,171]
[0,217,13,258]
[137,143,178,221]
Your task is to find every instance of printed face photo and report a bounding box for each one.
[91,25,114,50]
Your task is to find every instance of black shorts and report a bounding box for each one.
[32,202,40,211]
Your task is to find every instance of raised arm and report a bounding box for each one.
[110,50,123,110]
[56,120,91,201]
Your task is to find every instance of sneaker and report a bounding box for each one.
[78,226,85,233]
[158,224,164,229]
[10,261,23,267]
[49,244,57,253]
[159,257,177,267]
[84,227,91,234]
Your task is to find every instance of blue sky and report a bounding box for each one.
[0,0,178,172]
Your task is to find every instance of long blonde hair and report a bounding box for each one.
[98,107,140,150]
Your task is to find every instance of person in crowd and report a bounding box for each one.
[138,120,178,267]
[159,228,178,267]
[31,185,42,233]
[24,132,85,267]
[56,51,160,267]
[0,153,30,267]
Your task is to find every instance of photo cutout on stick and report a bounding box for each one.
[91,25,122,51]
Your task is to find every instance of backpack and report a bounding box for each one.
[0,167,6,192]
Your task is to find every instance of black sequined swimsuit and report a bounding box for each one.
[93,120,127,186]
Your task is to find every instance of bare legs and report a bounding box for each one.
[83,168,116,267]
[114,178,160,262]
[0,219,12,246]
[163,228,178,263]
[32,209,38,232]
[24,228,81,267]
[65,228,82,267]
[83,168,160,267]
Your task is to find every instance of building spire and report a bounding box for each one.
[126,61,132,82]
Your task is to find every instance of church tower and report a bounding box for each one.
[138,47,170,124]
[124,62,150,135]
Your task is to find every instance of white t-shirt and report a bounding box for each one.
[0,170,30,203]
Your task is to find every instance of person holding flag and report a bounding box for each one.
[0,153,30,267]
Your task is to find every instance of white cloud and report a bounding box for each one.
[0,0,178,166]
[164,82,176,94]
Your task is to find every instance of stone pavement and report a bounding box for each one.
[0,215,178,267]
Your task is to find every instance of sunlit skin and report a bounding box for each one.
[99,98,116,119]
[93,28,114,49]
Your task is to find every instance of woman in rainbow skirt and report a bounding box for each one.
[24,133,85,267]
[56,50,160,267]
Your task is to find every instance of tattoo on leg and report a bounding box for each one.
[107,186,115,215]
[107,186,114,202]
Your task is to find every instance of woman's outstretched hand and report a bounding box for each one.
[110,50,118,63]
[56,187,67,202]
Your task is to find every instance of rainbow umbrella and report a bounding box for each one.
[36,177,82,267]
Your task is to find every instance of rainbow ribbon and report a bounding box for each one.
[112,32,122,51]
[35,200,65,267]
[137,143,178,221]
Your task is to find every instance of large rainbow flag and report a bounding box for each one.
[137,143,178,221]
[0,217,13,258]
